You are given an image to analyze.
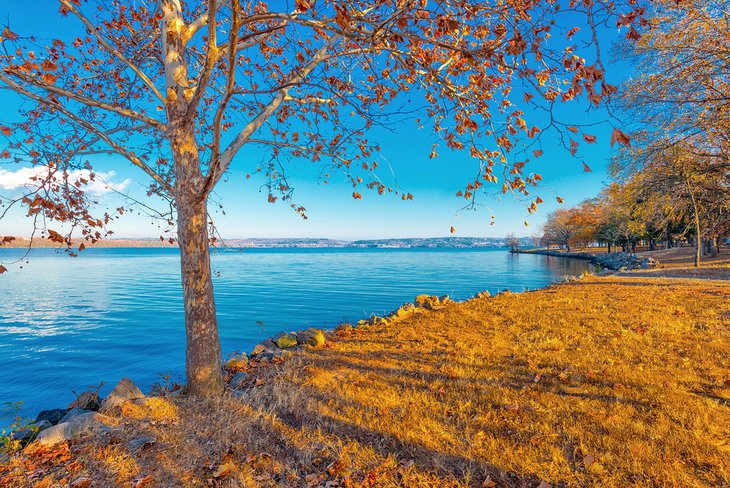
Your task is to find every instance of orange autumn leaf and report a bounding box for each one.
[1,27,18,41]
[0,126,11,136]
[610,128,631,147]
[41,73,58,84]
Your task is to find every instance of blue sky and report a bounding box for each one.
[0,2,630,240]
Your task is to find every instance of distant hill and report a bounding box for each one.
[224,238,350,248]
[349,237,514,248]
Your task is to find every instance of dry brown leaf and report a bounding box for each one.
[133,475,154,487]
[326,459,346,476]
[70,478,92,488]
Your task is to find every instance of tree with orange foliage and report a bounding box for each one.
[540,208,579,252]
[0,1,644,396]
[612,140,730,265]
[617,0,730,264]
[621,0,730,144]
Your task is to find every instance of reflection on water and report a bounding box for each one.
[0,247,589,418]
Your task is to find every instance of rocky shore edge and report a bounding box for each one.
[515,249,658,272]
[2,250,660,455]
[2,293,471,455]
[6,247,660,454]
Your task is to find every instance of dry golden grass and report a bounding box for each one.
[642,247,730,268]
[623,247,730,280]
[2,275,729,487]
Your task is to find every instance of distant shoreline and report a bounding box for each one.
[0,236,529,250]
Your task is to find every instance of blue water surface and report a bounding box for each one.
[0,247,589,420]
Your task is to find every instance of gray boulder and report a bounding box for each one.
[224,353,249,371]
[296,328,326,347]
[36,408,68,425]
[257,349,293,363]
[251,338,277,356]
[273,332,298,349]
[229,372,249,390]
[34,412,106,447]
[60,407,92,424]
[68,390,100,411]
[14,420,53,443]
[101,378,144,411]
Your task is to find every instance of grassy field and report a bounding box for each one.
[621,248,730,280]
[2,271,729,487]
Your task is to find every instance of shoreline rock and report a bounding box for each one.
[34,412,107,448]
[36,408,68,425]
[101,378,145,411]
[224,353,249,372]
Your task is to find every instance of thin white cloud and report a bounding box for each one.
[0,166,130,195]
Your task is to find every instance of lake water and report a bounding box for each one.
[0,247,589,420]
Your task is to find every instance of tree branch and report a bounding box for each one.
[204,0,240,198]
[184,0,219,120]
[205,35,340,191]
[0,72,172,193]
[59,0,166,104]
[2,71,165,131]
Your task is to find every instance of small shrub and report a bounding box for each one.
[0,401,34,454]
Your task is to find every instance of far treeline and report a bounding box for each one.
[542,1,729,266]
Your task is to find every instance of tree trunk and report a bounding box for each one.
[607,242,611,253]
[686,177,701,268]
[709,238,718,257]
[172,125,224,397]
[177,194,224,397]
